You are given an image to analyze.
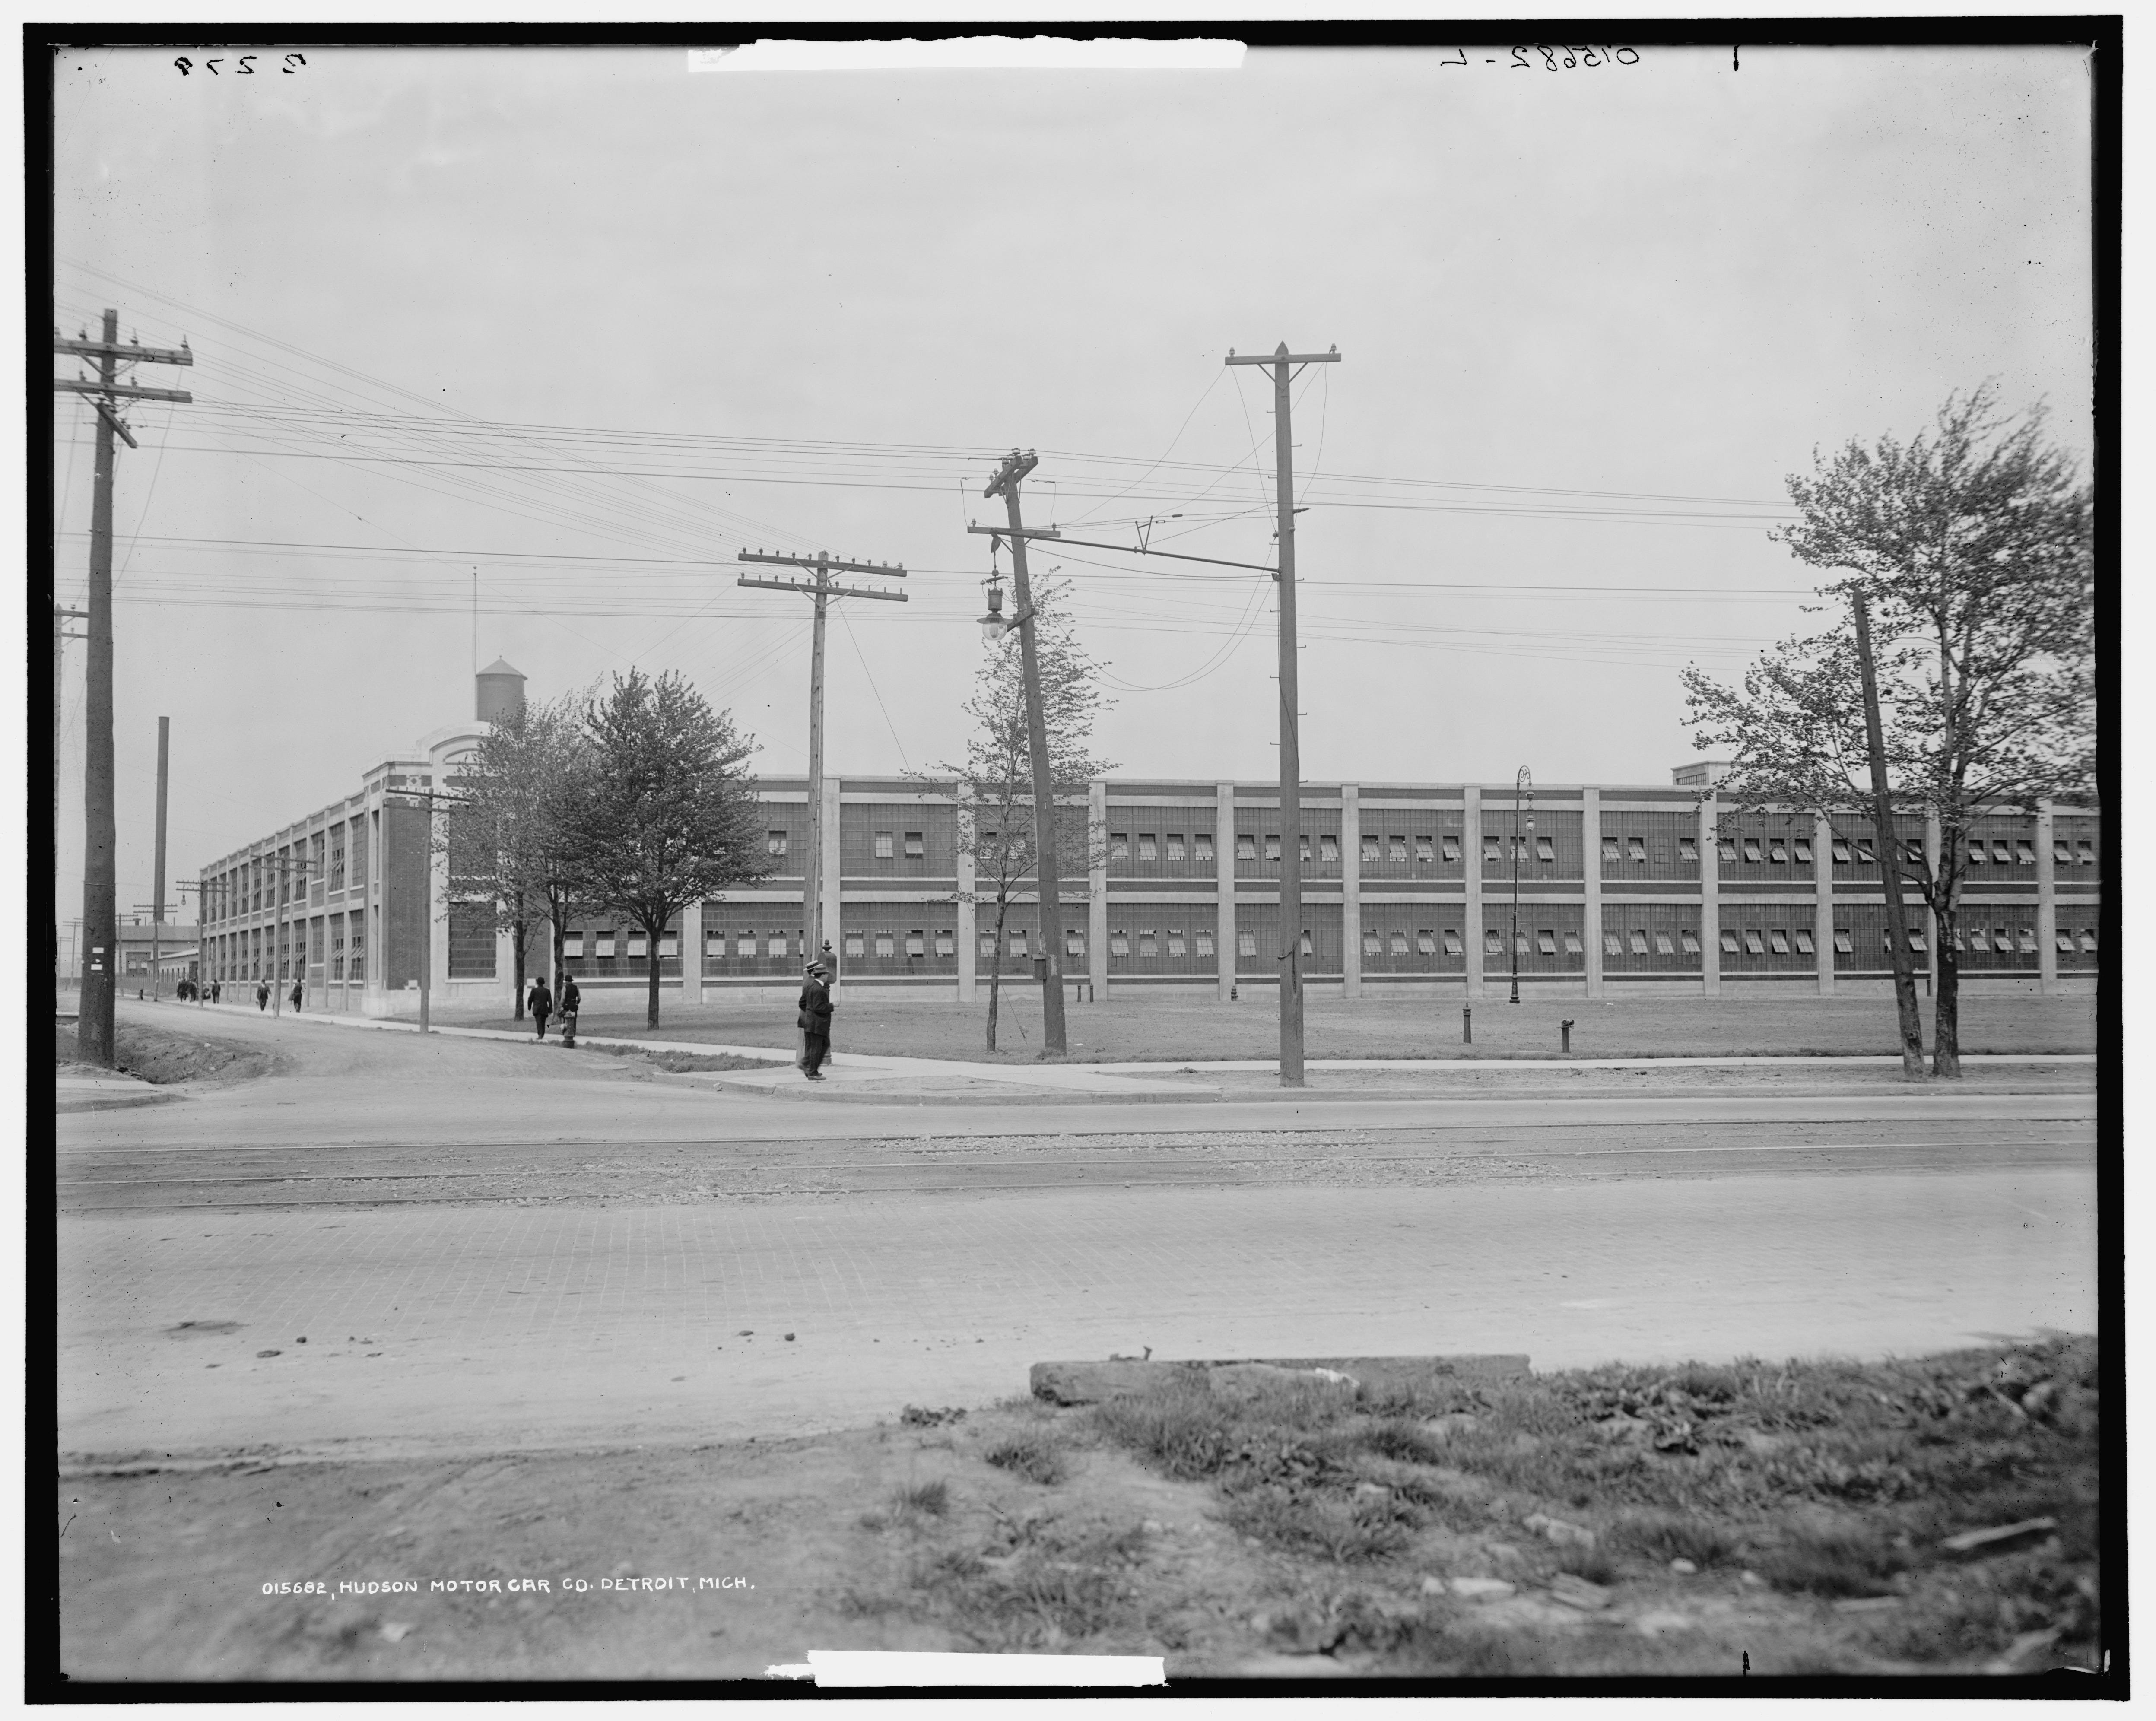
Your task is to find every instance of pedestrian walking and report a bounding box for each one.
[256,979,269,1012]
[528,977,553,1040]
[558,974,580,1047]
[289,978,304,1013]
[211,980,222,1004]
[797,959,834,1081]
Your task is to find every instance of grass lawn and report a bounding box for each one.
[451,989,2099,1065]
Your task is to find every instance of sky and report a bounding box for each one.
[48,38,2096,939]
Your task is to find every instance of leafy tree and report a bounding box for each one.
[441,689,600,1015]
[568,668,770,1028]
[924,579,1115,1052]
[1683,386,2094,1077]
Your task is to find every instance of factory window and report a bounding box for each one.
[706,931,726,956]
[1742,838,1763,864]
[1794,929,1815,955]
[330,841,346,891]
[1320,834,1338,864]
[1111,930,1130,958]
[658,934,677,957]
[1363,929,1381,957]
[2054,930,2075,953]
[1768,929,1788,955]
[1537,930,1557,956]
[1067,927,1084,959]
[1605,933,1623,957]
[1721,930,1743,955]
[565,935,585,958]
[627,934,647,958]
[845,932,864,959]
[1166,834,1185,861]
[1769,840,1788,864]
[1991,839,2012,864]
[1535,837,1556,864]
[1655,931,1675,956]
[1195,930,1214,957]
[1138,833,1156,861]
[873,831,893,859]
[1969,838,1988,866]
[1111,832,1129,860]
[1416,929,1436,956]
[1265,834,1281,861]
[767,933,787,959]
[2015,840,2036,866]
[902,931,923,957]
[2017,927,2038,953]
[1441,835,1460,863]
[905,832,924,860]
[1010,929,1028,958]
[1630,930,1649,955]
[1387,931,1407,956]
[1678,835,1698,864]
[2079,927,2098,952]
[1299,835,1311,864]
[1194,833,1215,863]
[596,931,616,957]
[1483,836,1502,866]
[1299,930,1315,958]
[1719,838,1740,864]
[1516,930,1531,956]
[1389,835,1408,864]
[876,932,895,958]
[1238,930,1257,958]
[1563,931,1583,955]
[1167,929,1185,958]
[1416,835,1435,863]
[2077,839,2095,865]
[1854,838,1875,864]
[768,829,788,857]
[1992,929,2013,953]
[1485,929,1504,956]
[980,932,997,958]
[1235,833,1256,861]
[2053,838,2072,865]
[936,930,955,957]
[1909,928,1928,952]
[737,932,756,959]
[1130,927,1150,956]
[1438,929,1460,956]
[1902,840,1924,867]
[1629,836,1649,864]
[1793,837,1813,863]
[1680,929,1701,955]
[1602,836,1621,864]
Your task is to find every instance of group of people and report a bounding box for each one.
[523,973,581,1045]
[251,978,303,1012]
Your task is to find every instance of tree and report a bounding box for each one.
[441,689,598,1016]
[1683,386,2095,1077]
[925,580,1115,1053]
[568,669,770,1028]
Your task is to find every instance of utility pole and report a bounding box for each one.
[53,310,192,1066]
[152,716,169,1002]
[737,549,908,991]
[1226,342,1340,1087]
[1851,589,1926,1080]
[973,451,1075,1057]
[53,604,87,978]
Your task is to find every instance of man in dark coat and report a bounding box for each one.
[797,960,834,1081]
[558,974,581,1047]
[528,977,553,1040]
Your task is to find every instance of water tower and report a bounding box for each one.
[476,658,526,724]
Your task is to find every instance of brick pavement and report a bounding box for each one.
[60,1166,2096,1462]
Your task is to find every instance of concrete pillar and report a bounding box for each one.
[1582,786,1603,1000]
[956,823,977,1003]
[1814,813,1836,995]
[1341,784,1361,999]
[1464,786,1483,999]
[1217,782,1236,1000]
[1699,792,1720,997]
[2036,800,2057,994]
[1089,778,1109,1002]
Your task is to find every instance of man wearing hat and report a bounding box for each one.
[797,958,835,1081]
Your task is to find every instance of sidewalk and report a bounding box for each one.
[55,1068,171,1114]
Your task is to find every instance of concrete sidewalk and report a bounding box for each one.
[55,1069,171,1114]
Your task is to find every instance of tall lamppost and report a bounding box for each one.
[1510,766,1534,1004]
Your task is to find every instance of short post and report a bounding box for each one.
[1560,1018,1574,1054]
[1462,1005,1472,1045]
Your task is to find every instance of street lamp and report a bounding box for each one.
[1510,766,1534,1004]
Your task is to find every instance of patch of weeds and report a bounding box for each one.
[1222,1485,1410,1565]
[984,1435,1070,1486]
[1554,1544,1621,1587]
[1607,1509,1738,1570]
[1752,1520,1909,1598]
[901,1405,968,1428]
[892,1479,950,1518]
[1092,1379,1237,1480]
[915,1520,1153,1653]
[1357,1419,1448,1467]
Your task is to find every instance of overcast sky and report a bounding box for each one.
[50,40,2094,936]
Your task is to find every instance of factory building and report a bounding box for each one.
[196,669,2102,1014]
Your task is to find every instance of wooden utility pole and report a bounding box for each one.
[53,604,87,980]
[1226,342,1340,1087]
[979,451,1073,1057]
[737,549,908,988]
[53,311,192,1065]
[1852,589,1927,1080]
[151,716,169,1002]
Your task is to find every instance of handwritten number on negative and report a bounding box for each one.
[176,52,306,76]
